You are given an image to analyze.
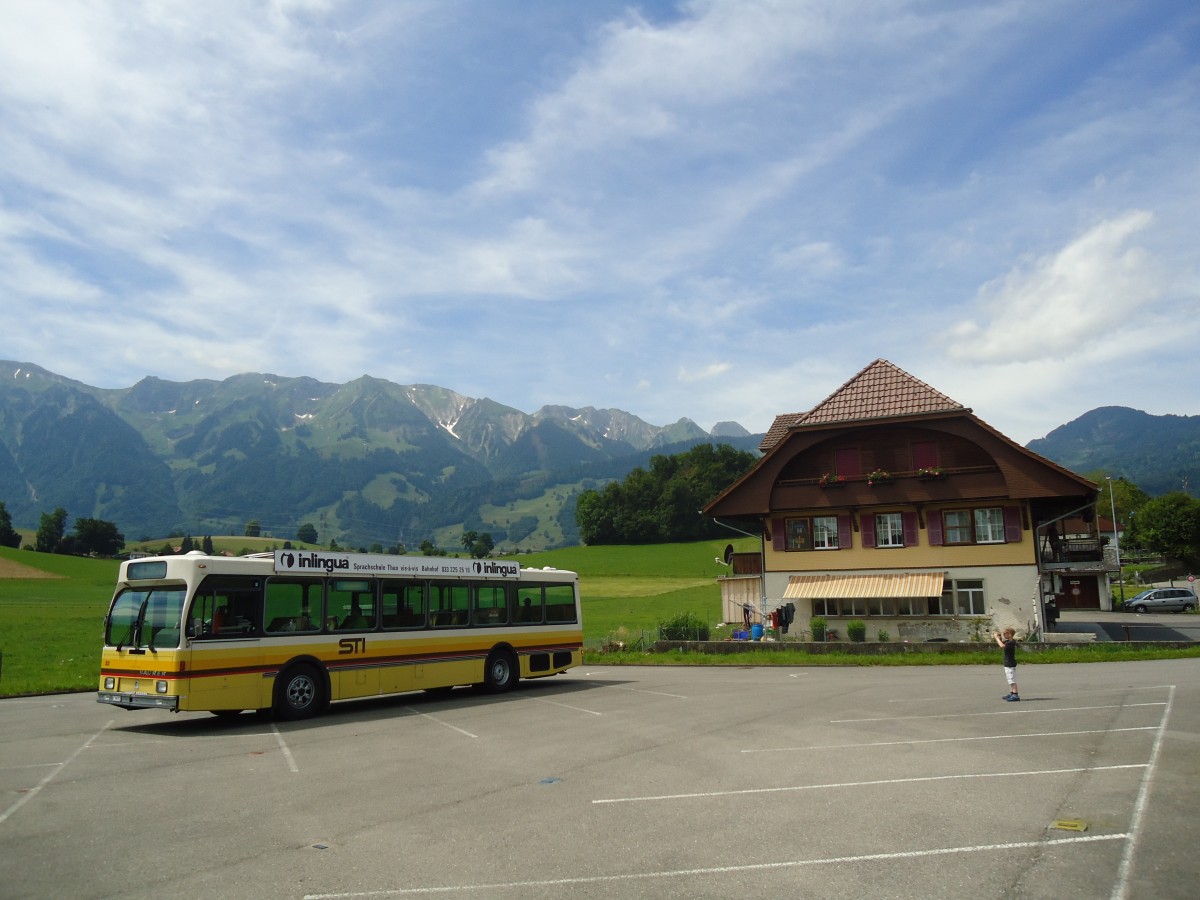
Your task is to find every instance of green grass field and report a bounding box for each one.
[2,539,1197,698]
[0,539,749,696]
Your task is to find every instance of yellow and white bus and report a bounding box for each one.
[98,550,582,719]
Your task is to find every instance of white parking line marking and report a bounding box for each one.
[623,688,688,699]
[272,723,300,773]
[592,764,1146,805]
[1113,684,1174,900]
[888,685,1174,703]
[741,726,1159,753]
[0,721,112,826]
[531,696,602,716]
[301,833,1128,898]
[405,707,478,739]
[832,702,1166,723]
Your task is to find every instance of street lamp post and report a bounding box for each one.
[1107,476,1123,606]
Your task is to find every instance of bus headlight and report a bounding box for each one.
[104,677,115,690]
[156,681,168,694]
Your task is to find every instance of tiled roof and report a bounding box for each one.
[760,359,965,451]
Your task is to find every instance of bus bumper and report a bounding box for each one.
[97,692,179,711]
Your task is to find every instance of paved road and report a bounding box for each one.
[3,661,1199,899]
[1052,609,1200,643]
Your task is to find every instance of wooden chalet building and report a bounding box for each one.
[704,360,1105,640]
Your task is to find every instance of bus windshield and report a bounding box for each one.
[107,586,187,650]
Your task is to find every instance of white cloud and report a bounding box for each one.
[943,211,1163,362]
[679,362,732,383]
[0,0,1197,444]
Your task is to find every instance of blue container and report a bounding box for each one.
[751,623,764,641]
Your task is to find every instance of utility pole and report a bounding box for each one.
[1107,476,1123,605]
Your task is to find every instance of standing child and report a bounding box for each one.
[993,628,1019,701]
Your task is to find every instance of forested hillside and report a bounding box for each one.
[0,361,758,549]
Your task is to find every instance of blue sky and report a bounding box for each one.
[1,0,1197,444]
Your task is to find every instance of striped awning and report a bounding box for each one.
[782,572,945,600]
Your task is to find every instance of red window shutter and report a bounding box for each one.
[837,515,853,550]
[772,518,785,552]
[861,514,876,548]
[902,511,919,547]
[1004,506,1023,543]
[911,440,938,470]
[835,447,861,477]
[927,513,944,546]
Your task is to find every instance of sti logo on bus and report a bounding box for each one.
[474,560,518,577]
[280,552,350,573]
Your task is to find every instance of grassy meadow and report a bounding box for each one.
[0,538,750,697]
[3,538,1197,698]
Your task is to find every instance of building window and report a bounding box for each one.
[974,508,1005,543]
[944,510,973,544]
[812,516,839,550]
[954,579,986,614]
[937,507,1006,545]
[814,596,944,616]
[782,515,845,551]
[936,579,986,615]
[785,518,811,551]
[911,440,938,471]
[875,513,904,548]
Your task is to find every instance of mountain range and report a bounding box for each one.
[0,361,757,549]
[2,361,1195,550]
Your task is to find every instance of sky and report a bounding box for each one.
[1,0,1197,445]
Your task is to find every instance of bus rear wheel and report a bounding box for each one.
[482,648,518,694]
[275,664,324,720]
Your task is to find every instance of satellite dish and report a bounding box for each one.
[723,543,735,565]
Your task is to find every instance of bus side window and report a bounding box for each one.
[474,583,509,626]
[545,584,577,624]
[191,576,263,638]
[429,582,469,628]
[381,580,425,629]
[265,578,323,634]
[514,587,543,623]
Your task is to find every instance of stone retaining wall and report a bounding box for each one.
[651,639,1193,655]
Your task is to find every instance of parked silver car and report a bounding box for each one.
[1124,587,1197,613]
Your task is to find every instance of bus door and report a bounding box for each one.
[326,579,378,700]
[185,575,264,711]
[379,579,426,694]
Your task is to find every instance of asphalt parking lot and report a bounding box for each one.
[3,660,1199,899]
[1053,608,1200,643]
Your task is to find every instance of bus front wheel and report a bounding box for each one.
[482,648,518,694]
[275,664,324,720]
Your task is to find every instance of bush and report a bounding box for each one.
[809,615,827,642]
[847,619,867,642]
[876,629,891,642]
[659,611,710,641]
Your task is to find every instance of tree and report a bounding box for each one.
[71,518,125,557]
[297,523,318,544]
[245,520,261,538]
[35,507,68,553]
[1091,473,1151,530]
[576,443,758,545]
[202,535,214,555]
[1130,492,1200,563]
[461,530,495,557]
[462,531,494,558]
[0,502,20,549]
